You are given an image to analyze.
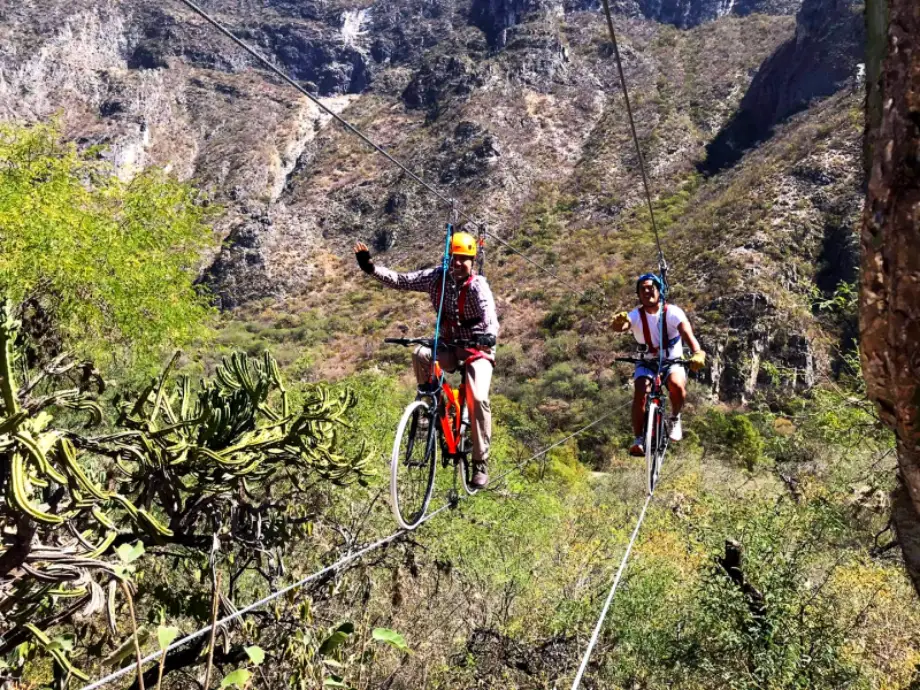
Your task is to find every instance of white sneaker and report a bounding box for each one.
[669,416,683,442]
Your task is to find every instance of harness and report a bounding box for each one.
[638,303,679,357]
[436,272,493,364]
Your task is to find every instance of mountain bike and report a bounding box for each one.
[614,355,686,495]
[384,337,480,529]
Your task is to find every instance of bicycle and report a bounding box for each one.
[614,355,686,495]
[384,337,481,529]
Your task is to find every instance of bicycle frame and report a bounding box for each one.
[644,371,669,453]
[428,361,469,458]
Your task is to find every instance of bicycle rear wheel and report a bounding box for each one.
[653,402,668,491]
[458,425,478,496]
[390,400,438,529]
[645,401,659,495]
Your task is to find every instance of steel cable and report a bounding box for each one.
[171,0,590,300]
[598,0,666,271]
[569,491,653,690]
[78,406,617,689]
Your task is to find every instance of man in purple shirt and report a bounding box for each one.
[354,233,499,488]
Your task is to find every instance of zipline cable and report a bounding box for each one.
[79,409,617,690]
[487,401,629,489]
[598,0,666,273]
[171,0,590,300]
[569,491,653,690]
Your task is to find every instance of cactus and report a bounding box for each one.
[1,298,372,677]
[114,350,372,493]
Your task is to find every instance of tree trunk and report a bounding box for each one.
[860,0,920,594]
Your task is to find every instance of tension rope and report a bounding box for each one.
[76,3,680,689]
[78,410,622,690]
[173,0,590,301]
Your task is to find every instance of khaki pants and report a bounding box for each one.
[412,346,493,465]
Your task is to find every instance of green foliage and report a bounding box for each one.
[516,182,578,252]
[0,121,217,366]
[220,668,252,688]
[244,645,266,665]
[0,305,373,685]
[699,409,766,470]
[601,494,887,690]
[371,628,410,653]
[156,626,180,651]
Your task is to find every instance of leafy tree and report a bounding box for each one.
[0,121,217,368]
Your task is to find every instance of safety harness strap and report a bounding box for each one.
[639,303,670,356]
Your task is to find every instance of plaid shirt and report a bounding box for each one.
[371,265,499,345]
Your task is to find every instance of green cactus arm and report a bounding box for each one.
[0,300,21,416]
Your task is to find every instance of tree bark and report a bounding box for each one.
[860,0,920,594]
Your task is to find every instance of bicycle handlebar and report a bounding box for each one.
[613,356,687,367]
[384,337,479,350]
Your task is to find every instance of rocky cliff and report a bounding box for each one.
[703,0,865,170]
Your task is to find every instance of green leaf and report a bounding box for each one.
[318,631,350,656]
[157,626,180,651]
[49,635,74,653]
[322,678,349,687]
[244,645,265,665]
[371,628,410,653]
[116,541,145,564]
[318,622,354,656]
[220,668,251,688]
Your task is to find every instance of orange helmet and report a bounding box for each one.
[450,232,478,258]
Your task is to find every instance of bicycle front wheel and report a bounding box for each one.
[391,400,438,529]
[645,401,659,495]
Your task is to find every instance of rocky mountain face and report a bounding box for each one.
[0,0,864,401]
[632,0,800,28]
[704,0,865,170]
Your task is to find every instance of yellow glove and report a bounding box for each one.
[689,350,706,373]
[611,311,630,332]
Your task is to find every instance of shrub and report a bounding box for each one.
[0,121,217,368]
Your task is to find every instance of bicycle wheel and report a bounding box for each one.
[644,401,659,495]
[390,400,438,529]
[653,402,668,491]
[458,424,478,496]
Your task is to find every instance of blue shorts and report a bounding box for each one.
[634,363,684,381]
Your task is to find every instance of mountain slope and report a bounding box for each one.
[0,0,860,400]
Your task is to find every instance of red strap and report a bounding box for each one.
[459,347,494,365]
[638,304,669,356]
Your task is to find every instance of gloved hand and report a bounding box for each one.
[689,350,706,372]
[474,333,497,349]
[611,311,630,332]
[354,241,374,274]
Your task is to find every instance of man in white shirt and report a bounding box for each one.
[612,273,706,456]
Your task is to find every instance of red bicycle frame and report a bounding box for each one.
[431,361,468,457]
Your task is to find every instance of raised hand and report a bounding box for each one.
[689,350,706,372]
[611,311,630,333]
[354,241,374,274]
